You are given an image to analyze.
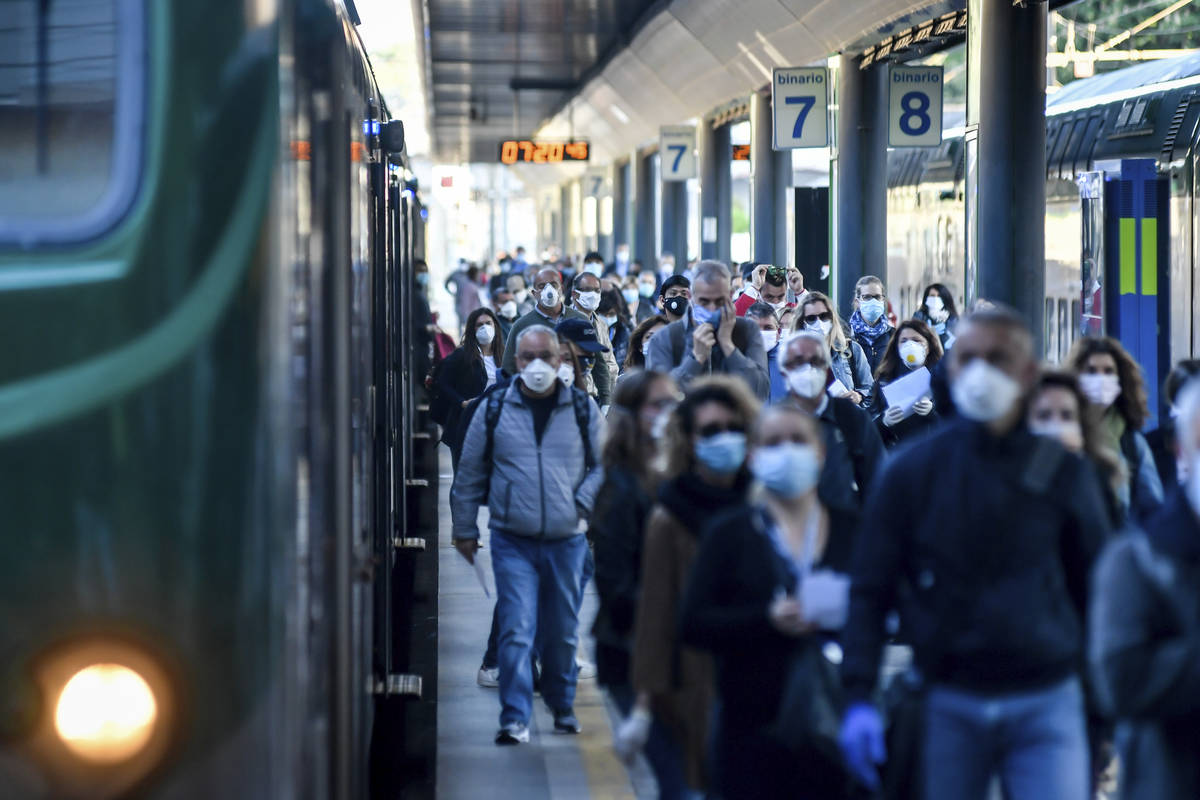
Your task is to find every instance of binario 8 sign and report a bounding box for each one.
[888,66,943,148]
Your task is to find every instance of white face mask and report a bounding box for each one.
[1079,373,1121,407]
[767,300,788,313]
[514,289,529,304]
[556,363,576,387]
[760,330,779,351]
[925,295,945,314]
[641,335,654,356]
[806,319,833,337]
[784,364,827,399]
[575,290,601,312]
[520,358,557,393]
[602,314,619,329]
[1029,419,1083,452]
[476,323,495,346]
[583,262,604,277]
[751,443,820,498]
[499,300,518,319]
[952,360,1022,422]
[538,285,560,308]
[899,340,927,368]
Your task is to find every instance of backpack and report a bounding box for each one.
[479,385,597,500]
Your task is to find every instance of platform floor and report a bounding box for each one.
[436,446,654,799]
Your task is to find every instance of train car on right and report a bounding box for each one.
[887,50,1200,429]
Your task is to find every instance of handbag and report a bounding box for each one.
[770,637,846,770]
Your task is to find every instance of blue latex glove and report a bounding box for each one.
[839,702,886,790]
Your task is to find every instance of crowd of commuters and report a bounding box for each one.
[435,250,1200,799]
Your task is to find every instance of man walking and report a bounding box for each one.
[451,326,605,745]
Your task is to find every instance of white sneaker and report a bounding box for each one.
[477,666,499,688]
[575,659,596,680]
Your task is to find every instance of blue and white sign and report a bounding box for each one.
[888,66,943,147]
[771,67,829,150]
[660,126,696,181]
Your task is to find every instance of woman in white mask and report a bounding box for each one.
[1068,337,1164,520]
[912,283,960,351]
[1027,371,1124,526]
[792,290,873,406]
[866,320,943,447]
[432,308,505,470]
[679,405,858,799]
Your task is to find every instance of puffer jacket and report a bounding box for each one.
[1089,491,1200,800]
[450,381,604,540]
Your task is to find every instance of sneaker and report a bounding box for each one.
[495,722,530,745]
[575,659,596,680]
[476,666,499,688]
[552,708,581,735]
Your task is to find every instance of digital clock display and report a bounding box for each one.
[499,140,590,164]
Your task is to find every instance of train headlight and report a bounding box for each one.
[54,663,158,763]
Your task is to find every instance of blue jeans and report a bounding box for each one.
[609,683,701,800]
[923,676,1089,800]
[492,530,587,726]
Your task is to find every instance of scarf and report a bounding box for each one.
[848,309,891,343]
[658,470,751,537]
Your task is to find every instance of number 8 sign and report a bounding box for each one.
[888,66,943,147]
[771,67,829,150]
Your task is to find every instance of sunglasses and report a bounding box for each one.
[803,312,833,324]
[697,422,745,438]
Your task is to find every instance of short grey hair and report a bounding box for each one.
[1175,377,1200,456]
[782,329,831,366]
[691,260,731,287]
[515,324,559,350]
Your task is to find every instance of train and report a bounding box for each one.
[0,1,438,797]
[887,50,1200,425]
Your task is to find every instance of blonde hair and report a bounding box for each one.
[795,290,851,357]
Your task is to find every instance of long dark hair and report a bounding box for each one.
[920,283,959,320]
[875,319,944,381]
[461,307,504,365]
[599,287,632,329]
[603,370,675,486]
[1068,336,1149,429]
[625,315,669,370]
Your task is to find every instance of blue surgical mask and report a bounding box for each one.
[692,304,720,327]
[416,272,429,287]
[623,288,639,306]
[859,298,885,324]
[694,432,746,475]
[751,443,820,498]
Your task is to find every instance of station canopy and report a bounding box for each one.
[418,0,966,176]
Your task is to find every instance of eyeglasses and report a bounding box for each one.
[697,422,745,438]
[859,292,884,302]
[802,312,833,325]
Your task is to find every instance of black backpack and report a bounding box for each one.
[478,385,597,500]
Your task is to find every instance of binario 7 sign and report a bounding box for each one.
[771,67,829,150]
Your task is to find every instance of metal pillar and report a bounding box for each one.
[613,160,630,255]
[635,151,656,268]
[974,0,1047,350]
[750,93,792,267]
[700,121,732,262]
[834,56,888,314]
[559,184,571,256]
[661,180,688,267]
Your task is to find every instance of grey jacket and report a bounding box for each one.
[645,314,769,400]
[1089,492,1200,800]
[450,381,605,541]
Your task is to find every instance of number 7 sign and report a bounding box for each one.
[659,126,696,181]
[772,67,829,149]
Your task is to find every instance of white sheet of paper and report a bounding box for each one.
[473,556,492,599]
[826,378,851,398]
[881,366,931,414]
[801,570,850,630]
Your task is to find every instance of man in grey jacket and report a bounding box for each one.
[645,259,770,400]
[451,325,605,746]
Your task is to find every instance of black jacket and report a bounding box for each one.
[790,396,887,522]
[434,346,489,454]
[841,421,1111,700]
[591,465,656,686]
[867,370,941,447]
[1089,491,1200,800]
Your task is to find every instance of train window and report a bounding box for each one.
[1074,117,1103,174]
[1059,119,1089,180]
[0,0,144,247]
[1045,122,1065,177]
[1045,299,1057,363]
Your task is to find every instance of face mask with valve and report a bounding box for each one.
[556,363,576,388]
[538,284,560,308]
[520,359,557,393]
[663,295,689,318]
[899,340,927,368]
